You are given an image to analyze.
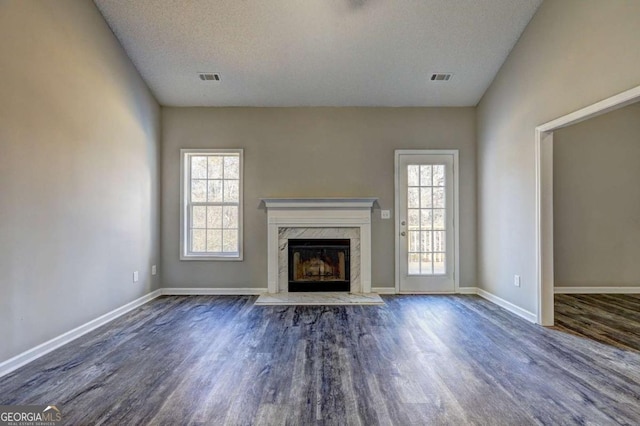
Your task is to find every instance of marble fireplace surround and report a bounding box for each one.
[262,198,377,294]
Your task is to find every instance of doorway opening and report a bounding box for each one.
[535,84,640,326]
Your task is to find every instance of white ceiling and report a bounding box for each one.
[95,0,542,107]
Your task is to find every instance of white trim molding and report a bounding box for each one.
[161,287,268,295]
[0,290,162,378]
[535,84,640,326]
[394,150,460,293]
[180,149,244,261]
[555,286,640,294]
[476,289,537,323]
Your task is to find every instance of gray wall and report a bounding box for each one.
[477,0,640,313]
[162,107,476,289]
[0,1,161,362]
[554,102,640,287]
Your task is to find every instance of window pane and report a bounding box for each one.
[207,156,223,179]
[408,231,420,252]
[408,188,419,208]
[433,188,445,208]
[420,188,432,208]
[224,156,240,179]
[408,209,420,230]
[407,165,419,186]
[207,206,222,228]
[408,253,420,274]
[224,180,239,203]
[420,165,432,186]
[420,209,432,230]
[207,180,223,202]
[191,156,207,179]
[433,165,445,186]
[433,209,445,230]
[206,229,222,252]
[223,206,238,229]
[223,230,238,252]
[191,180,207,202]
[421,253,433,275]
[191,229,206,252]
[192,206,206,228]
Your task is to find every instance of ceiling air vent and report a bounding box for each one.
[430,73,453,82]
[198,72,221,82]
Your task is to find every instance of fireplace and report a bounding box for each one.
[288,239,350,292]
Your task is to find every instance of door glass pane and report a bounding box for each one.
[408,209,420,230]
[408,188,419,208]
[433,188,445,208]
[408,165,420,186]
[433,165,445,186]
[421,253,433,275]
[420,188,432,208]
[433,209,445,230]
[408,253,420,275]
[420,165,432,186]
[406,163,447,276]
[408,231,420,252]
[433,252,446,275]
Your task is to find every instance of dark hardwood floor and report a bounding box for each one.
[1,295,640,425]
[555,293,640,352]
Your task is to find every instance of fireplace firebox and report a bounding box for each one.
[288,239,350,292]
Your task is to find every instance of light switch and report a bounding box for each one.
[381,210,391,219]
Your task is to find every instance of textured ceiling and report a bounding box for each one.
[95,0,542,107]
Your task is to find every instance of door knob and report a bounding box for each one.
[401,221,406,226]
[400,231,406,237]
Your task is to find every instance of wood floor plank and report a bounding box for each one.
[1,295,639,425]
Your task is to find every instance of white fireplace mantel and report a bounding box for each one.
[262,198,377,294]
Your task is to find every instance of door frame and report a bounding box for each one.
[394,149,460,293]
[535,84,640,326]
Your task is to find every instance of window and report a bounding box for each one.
[181,149,243,260]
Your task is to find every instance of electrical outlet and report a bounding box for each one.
[514,275,521,287]
[133,271,139,283]
[151,265,157,276]
[381,210,391,219]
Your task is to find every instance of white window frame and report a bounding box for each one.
[180,148,244,261]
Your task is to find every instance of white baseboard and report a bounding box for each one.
[555,286,640,294]
[371,287,396,294]
[161,287,268,296]
[0,289,162,378]
[372,287,479,295]
[476,288,537,323]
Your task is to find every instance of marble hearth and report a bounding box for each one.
[262,198,377,294]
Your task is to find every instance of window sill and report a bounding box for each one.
[180,254,243,261]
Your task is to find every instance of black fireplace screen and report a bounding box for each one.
[288,239,350,292]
